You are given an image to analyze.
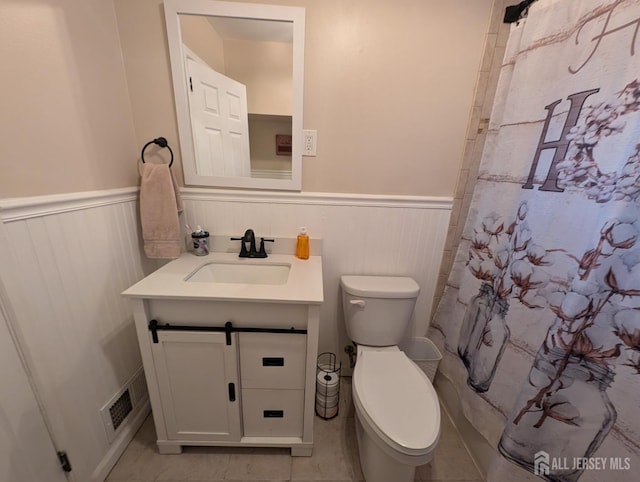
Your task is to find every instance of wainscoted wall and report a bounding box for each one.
[180,188,452,371]
[0,188,152,482]
[0,186,451,479]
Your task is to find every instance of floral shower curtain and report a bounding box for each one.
[429,1,640,480]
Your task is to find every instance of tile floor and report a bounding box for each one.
[107,378,483,482]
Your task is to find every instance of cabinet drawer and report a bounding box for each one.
[242,389,304,437]
[239,333,306,389]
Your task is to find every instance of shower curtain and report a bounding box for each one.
[429,1,640,480]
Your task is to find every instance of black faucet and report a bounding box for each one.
[231,229,274,258]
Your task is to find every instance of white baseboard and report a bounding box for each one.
[91,400,151,482]
[434,371,493,479]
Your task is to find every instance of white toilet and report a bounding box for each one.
[340,275,441,482]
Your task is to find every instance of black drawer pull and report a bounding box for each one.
[228,383,236,402]
[262,357,284,367]
[263,410,284,418]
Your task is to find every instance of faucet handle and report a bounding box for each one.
[258,238,274,257]
[230,235,249,257]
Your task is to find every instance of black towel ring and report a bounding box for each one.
[141,137,174,167]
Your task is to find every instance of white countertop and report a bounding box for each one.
[122,252,324,304]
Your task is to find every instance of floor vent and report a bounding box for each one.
[109,389,133,431]
[100,368,148,443]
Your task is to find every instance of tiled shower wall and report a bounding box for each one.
[431,0,512,317]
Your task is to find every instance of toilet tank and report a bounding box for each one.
[340,275,420,347]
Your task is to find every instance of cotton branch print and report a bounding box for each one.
[514,217,640,428]
[467,202,555,309]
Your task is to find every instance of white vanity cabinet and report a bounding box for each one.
[123,253,323,457]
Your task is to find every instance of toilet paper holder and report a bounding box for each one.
[316,352,341,420]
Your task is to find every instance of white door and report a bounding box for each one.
[0,294,67,482]
[187,58,251,178]
[151,330,241,442]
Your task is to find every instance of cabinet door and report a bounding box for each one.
[151,331,241,441]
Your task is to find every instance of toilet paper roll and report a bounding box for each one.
[316,393,338,406]
[316,402,338,419]
[316,370,339,388]
[316,383,339,398]
[316,384,339,398]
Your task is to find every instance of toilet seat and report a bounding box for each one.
[353,350,440,457]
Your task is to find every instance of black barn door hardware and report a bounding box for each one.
[148,319,307,345]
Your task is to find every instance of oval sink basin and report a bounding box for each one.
[185,261,291,285]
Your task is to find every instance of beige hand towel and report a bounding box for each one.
[140,163,183,259]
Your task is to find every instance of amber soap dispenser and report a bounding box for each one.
[296,227,310,259]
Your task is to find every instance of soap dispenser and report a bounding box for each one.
[296,227,310,259]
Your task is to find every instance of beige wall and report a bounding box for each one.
[113,0,182,184]
[0,1,494,198]
[302,0,492,196]
[181,15,226,72]
[225,39,293,116]
[0,1,139,198]
[115,0,493,196]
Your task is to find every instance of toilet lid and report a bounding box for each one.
[340,275,420,298]
[353,351,440,455]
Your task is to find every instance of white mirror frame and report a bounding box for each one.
[164,0,305,191]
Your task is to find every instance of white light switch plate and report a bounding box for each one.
[303,129,317,156]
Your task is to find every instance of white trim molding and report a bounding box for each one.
[0,187,453,223]
[180,187,453,210]
[0,187,139,222]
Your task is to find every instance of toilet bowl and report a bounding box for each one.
[340,275,441,482]
[353,346,440,482]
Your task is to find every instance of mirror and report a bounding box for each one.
[164,0,305,190]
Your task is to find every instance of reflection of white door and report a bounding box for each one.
[0,294,67,482]
[187,58,251,178]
